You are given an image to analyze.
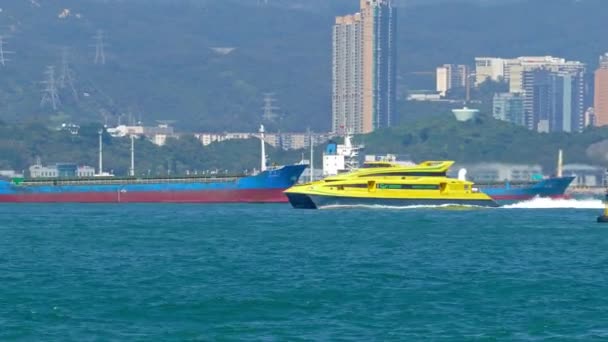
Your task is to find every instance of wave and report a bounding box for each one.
[501,197,604,209]
[318,197,605,210]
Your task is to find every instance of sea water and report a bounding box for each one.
[1,199,608,340]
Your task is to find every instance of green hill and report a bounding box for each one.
[0,0,606,132]
[2,114,608,176]
[363,114,608,170]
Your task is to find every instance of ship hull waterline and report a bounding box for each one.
[0,164,307,204]
[286,193,500,209]
[0,189,290,203]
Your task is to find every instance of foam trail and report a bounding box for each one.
[502,197,603,209]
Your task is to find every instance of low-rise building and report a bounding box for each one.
[29,163,96,178]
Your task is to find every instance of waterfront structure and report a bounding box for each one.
[436,64,467,97]
[493,93,525,127]
[332,0,397,134]
[29,163,96,178]
[595,53,608,126]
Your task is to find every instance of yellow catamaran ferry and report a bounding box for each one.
[285,161,499,209]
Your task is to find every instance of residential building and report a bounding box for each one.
[595,53,608,126]
[475,56,585,93]
[436,64,467,97]
[522,68,586,133]
[107,124,177,146]
[493,93,525,127]
[332,0,397,134]
[474,57,506,85]
[195,132,330,151]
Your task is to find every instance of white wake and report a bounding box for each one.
[318,197,604,210]
[501,197,603,209]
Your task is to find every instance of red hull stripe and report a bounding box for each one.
[0,189,289,203]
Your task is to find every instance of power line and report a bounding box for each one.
[93,30,106,65]
[262,92,280,122]
[0,35,15,67]
[58,47,79,101]
[40,66,61,110]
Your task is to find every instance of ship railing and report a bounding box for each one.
[15,176,241,187]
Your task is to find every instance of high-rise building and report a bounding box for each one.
[332,0,397,134]
[493,93,525,127]
[436,64,467,97]
[595,53,608,126]
[522,68,586,133]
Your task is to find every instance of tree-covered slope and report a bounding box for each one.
[363,114,608,170]
[0,0,606,132]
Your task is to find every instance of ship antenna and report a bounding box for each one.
[130,135,135,177]
[309,128,314,182]
[557,149,563,178]
[259,124,267,172]
[98,129,103,175]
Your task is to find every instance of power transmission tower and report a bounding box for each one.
[262,92,279,122]
[58,47,79,101]
[0,35,15,67]
[40,66,61,110]
[93,30,106,65]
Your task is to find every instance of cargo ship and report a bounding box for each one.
[0,125,307,203]
[474,176,574,203]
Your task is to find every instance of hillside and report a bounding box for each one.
[2,114,608,176]
[0,0,606,132]
[363,114,608,171]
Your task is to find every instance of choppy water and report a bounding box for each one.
[2,199,608,340]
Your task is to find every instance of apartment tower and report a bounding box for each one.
[332,0,397,134]
[595,53,608,126]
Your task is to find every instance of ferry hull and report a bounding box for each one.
[0,189,289,203]
[286,193,499,209]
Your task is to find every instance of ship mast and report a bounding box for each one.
[557,149,563,178]
[130,135,135,177]
[98,129,103,176]
[259,125,267,172]
[309,130,314,182]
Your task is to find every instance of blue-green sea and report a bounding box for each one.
[2,200,608,340]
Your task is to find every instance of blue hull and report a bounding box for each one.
[479,176,575,202]
[0,165,307,203]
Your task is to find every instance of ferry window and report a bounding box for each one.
[362,163,393,168]
[377,184,439,190]
[360,172,446,177]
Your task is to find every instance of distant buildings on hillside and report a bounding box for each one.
[195,132,331,151]
[596,53,608,125]
[436,64,468,97]
[468,55,601,133]
[332,0,397,135]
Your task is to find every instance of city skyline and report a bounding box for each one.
[332,0,397,135]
